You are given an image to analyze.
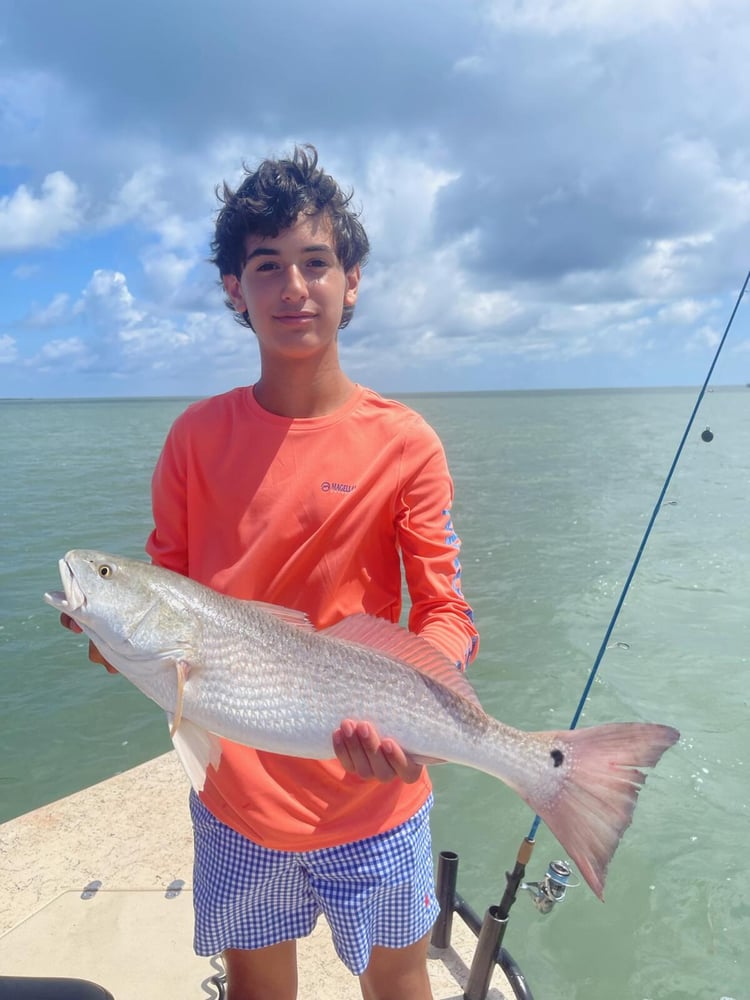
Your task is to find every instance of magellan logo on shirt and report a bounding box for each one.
[321,481,357,494]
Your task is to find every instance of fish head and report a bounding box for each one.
[44,549,196,703]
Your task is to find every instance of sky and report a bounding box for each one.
[1,0,749,398]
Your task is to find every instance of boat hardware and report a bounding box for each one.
[431,849,534,1000]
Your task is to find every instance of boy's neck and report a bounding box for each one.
[252,364,357,419]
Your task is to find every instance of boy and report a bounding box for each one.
[71,146,478,1000]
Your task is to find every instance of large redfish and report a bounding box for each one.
[45,549,679,899]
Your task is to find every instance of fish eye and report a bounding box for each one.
[98,564,113,578]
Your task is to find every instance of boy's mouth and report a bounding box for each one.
[275,311,316,321]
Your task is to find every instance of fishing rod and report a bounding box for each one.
[453,268,750,1000]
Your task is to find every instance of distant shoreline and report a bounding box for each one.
[2,384,748,404]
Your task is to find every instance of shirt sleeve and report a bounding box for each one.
[395,418,479,670]
[144,415,190,576]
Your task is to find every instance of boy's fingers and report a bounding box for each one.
[380,739,424,784]
[60,613,83,634]
[88,641,119,673]
[332,726,357,771]
[334,720,384,780]
[333,720,422,784]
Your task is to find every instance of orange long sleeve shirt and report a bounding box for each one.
[146,384,478,850]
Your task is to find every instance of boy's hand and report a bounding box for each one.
[333,720,424,783]
[59,614,119,674]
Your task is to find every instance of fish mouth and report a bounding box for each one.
[43,556,86,615]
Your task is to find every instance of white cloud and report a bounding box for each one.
[96,160,213,309]
[74,270,144,327]
[102,163,199,248]
[484,0,719,36]
[26,292,71,328]
[629,233,716,298]
[687,323,721,352]
[30,336,88,371]
[0,172,81,251]
[12,263,40,279]
[57,267,252,384]
[141,250,199,301]
[657,299,715,325]
[354,149,458,256]
[0,334,18,364]
[101,164,165,229]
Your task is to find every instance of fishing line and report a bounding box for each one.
[526,267,750,842]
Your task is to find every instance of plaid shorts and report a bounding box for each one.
[189,791,439,975]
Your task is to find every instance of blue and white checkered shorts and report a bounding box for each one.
[189,791,440,975]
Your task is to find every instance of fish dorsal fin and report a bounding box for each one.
[322,614,484,709]
[251,601,316,630]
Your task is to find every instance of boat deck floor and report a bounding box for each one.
[0,753,510,999]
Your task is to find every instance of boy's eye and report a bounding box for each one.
[251,259,330,272]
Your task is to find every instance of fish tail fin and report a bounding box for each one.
[523,722,679,900]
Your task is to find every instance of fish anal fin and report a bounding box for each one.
[322,614,483,709]
[524,722,680,900]
[169,717,222,794]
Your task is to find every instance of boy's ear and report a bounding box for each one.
[344,265,361,307]
[223,274,247,313]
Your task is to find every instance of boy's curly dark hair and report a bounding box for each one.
[210,145,370,330]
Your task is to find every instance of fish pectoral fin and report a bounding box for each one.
[169,717,222,794]
[169,659,190,738]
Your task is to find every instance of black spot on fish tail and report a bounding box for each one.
[550,748,564,767]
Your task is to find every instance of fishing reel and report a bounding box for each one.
[520,860,577,913]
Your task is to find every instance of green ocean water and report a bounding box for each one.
[1,388,748,999]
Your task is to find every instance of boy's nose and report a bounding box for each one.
[281,266,308,301]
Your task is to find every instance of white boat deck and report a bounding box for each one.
[0,753,512,999]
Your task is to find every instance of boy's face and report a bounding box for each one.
[223,213,360,363]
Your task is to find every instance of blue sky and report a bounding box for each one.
[1,0,749,398]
